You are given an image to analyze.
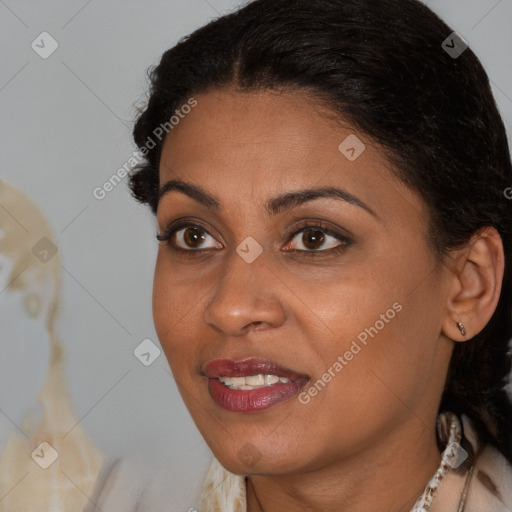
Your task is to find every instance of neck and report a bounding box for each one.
[246,416,442,512]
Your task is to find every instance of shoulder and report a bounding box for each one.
[461,414,512,512]
[415,412,512,512]
[466,440,512,511]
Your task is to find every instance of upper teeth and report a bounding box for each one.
[219,374,291,390]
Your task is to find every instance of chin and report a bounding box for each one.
[209,436,307,476]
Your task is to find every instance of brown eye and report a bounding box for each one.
[183,226,206,248]
[285,225,346,252]
[158,223,223,251]
[302,229,325,250]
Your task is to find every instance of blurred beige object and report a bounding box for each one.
[0,180,104,511]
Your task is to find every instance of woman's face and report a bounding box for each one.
[153,88,455,475]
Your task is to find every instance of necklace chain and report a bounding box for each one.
[456,451,479,512]
[246,416,477,512]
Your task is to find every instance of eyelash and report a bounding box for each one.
[156,220,352,258]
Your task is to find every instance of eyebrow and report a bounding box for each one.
[158,179,377,218]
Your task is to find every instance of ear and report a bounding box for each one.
[441,227,505,342]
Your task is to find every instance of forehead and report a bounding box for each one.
[161,89,369,175]
[158,88,425,223]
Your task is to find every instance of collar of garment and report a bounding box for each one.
[197,411,512,512]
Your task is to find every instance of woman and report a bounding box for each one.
[128,0,512,510]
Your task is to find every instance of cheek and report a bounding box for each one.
[152,254,207,373]
[302,252,444,414]
[153,253,191,325]
[152,256,186,362]
[152,256,171,342]
[319,283,445,429]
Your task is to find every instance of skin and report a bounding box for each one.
[152,88,504,512]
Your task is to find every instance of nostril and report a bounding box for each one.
[247,321,265,330]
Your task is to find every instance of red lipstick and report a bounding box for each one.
[203,358,309,413]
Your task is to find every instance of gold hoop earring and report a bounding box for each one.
[457,321,466,337]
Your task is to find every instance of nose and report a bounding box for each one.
[202,248,286,336]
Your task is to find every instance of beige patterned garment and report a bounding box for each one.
[198,412,512,512]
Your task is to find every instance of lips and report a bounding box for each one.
[203,358,309,413]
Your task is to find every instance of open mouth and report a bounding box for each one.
[219,374,293,390]
[203,358,309,412]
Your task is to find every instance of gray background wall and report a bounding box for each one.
[1,0,511,510]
